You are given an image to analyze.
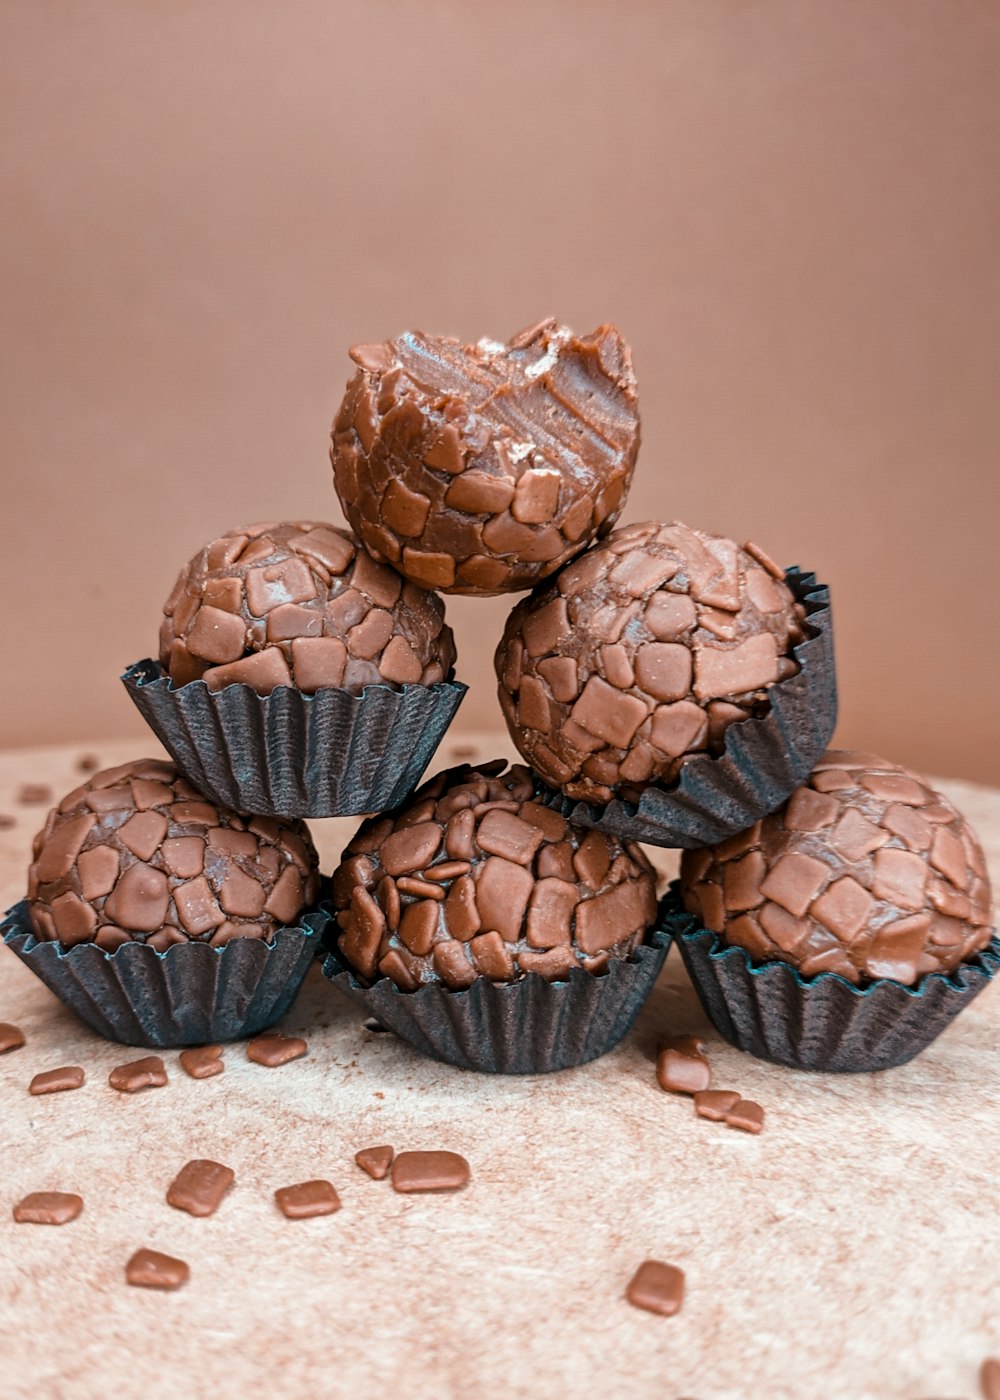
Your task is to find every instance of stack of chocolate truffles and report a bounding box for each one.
[4,317,996,1075]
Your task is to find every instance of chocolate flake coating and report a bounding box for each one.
[495,520,807,803]
[680,751,993,986]
[331,321,640,595]
[332,762,658,990]
[160,521,455,694]
[27,759,320,950]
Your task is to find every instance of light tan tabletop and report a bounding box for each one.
[0,736,997,1400]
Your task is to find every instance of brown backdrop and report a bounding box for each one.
[2,1,998,783]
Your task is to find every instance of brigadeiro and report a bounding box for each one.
[122,521,466,817]
[320,762,672,1073]
[670,751,998,1072]
[1,760,328,1047]
[495,520,836,847]
[330,319,640,595]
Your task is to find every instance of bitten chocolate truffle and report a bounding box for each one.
[160,521,455,694]
[332,762,658,989]
[330,320,640,595]
[27,760,320,951]
[680,751,993,985]
[495,521,808,803]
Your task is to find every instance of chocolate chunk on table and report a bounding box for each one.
[625,1260,685,1316]
[12,1191,83,1225]
[29,1065,85,1095]
[179,1045,225,1079]
[656,1035,711,1095]
[109,1056,168,1093]
[391,1151,470,1193]
[274,1180,341,1219]
[981,1357,1000,1400]
[0,1023,25,1054]
[246,1032,308,1067]
[126,1248,190,1291]
[17,784,52,806]
[166,1159,234,1217]
[693,1089,741,1122]
[355,1145,394,1180]
[725,1099,765,1134]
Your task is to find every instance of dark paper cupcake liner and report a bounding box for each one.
[2,900,329,1049]
[537,568,836,848]
[317,902,673,1074]
[662,887,1000,1073]
[121,659,467,818]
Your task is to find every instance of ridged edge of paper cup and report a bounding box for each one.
[317,903,673,1075]
[537,568,836,848]
[2,900,330,1048]
[121,660,467,818]
[662,886,1000,1072]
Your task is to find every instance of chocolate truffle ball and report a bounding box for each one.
[330,319,640,595]
[495,520,807,804]
[27,760,320,951]
[332,761,658,990]
[680,751,993,986]
[160,521,456,695]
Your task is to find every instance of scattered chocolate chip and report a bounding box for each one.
[166,1159,234,1217]
[274,1180,341,1219]
[391,1150,470,1194]
[246,1031,308,1066]
[29,1065,85,1095]
[18,784,52,806]
[982,1358,1000,1400]
[126,1247,190,1290]
[725,1099,765,1134]
[179,1045,225,1079]
[0,814,15,829]
[656,1036,711,1095]
[693,1089,741,1122]
[355,1145,394,1180]
[77,754,100,773]
[625,1259,685,1316]
[0,1023,25,1054]
[12,1191,83,1225]
[108,1055,168,1093]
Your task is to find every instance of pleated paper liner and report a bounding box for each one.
[2,900,330,1049]
[537,568,836,849]
[318,902,673,1075]
[661,887,1000,1073]
[121,659,467,818]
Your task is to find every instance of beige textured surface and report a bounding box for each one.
[0,737,997,1400]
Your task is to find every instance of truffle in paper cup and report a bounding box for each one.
[3,901,329,1048]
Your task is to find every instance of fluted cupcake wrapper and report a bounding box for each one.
[2,900,330,1048]
[537,568,836,849]
[662,888,1000,1073]
[317,903,672,1074]
[121,659,467,818]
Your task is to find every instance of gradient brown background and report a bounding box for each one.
[2,1,998,782]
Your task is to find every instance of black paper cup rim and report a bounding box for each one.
[317,899,674,1075]
[662,885,1000,1073]
[121,658,467,818]
[2,899,330,1049]
[536,567,836,848]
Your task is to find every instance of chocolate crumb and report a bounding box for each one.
[126,1248,189,1290]
[274,1180,341,1219]
[0,1023,25,1054]
[725,1099,765,1134]
[29,1065,85,1095]
[166,1159,235,1217]
[0,814,15,829]
[693,1089,741,1122]
[391,1150,470,1194]
[625,1259,685,1316]
[981,1358,1000,1400]
[77,754,100,772]
[355,1145,394,1180]
[13,1191,83,1225]
[17,783,52,806]
[109,1055,168,1093]
[179,1045,225,1079]
[247,1031,308,1067]
[656,1036,711,1096]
